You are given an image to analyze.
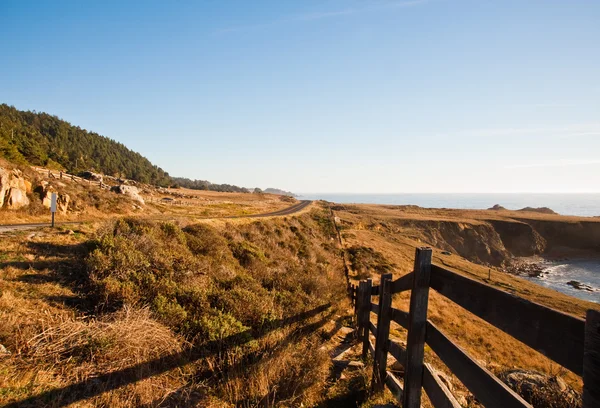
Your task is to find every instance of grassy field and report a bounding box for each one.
[1,199,598,407]
[0,206,352,407]
[334,203,599,406]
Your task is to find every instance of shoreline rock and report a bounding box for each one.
[504,258,546,277]
[566,280,595,292]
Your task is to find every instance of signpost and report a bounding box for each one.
[50,193,57,228]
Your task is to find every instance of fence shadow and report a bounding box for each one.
[145,308,337,407]
[5,303,332,408]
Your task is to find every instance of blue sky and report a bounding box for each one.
[1,0,599,193]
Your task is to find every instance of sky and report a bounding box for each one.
[1,0,599,193]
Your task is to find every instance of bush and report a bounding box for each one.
[84,211,347,406]
[346,245,395,279]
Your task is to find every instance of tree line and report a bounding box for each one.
[171,177,250,193]
[0,104,172,186]
[0,104,291,194]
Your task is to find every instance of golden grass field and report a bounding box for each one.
[1,197,599,407]
[334,203,599,406]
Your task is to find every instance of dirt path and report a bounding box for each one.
[0,200,313,234]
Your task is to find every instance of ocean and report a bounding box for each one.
[298,193,600,217]
[299,193,600,303]
[525,260,600,303]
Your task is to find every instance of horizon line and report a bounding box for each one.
[296,191,600,195]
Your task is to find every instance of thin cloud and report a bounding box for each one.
[214,0,428,35]
[506,159,600,169]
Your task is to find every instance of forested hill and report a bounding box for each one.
[171,177,250,193]
[0,104,171,186]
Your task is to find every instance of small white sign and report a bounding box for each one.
[50,193,57,213]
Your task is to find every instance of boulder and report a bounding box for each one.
[40,188,70,214]
[80,171,103,183]
[498,369,581,407]
[111,185,145,204]
[41,188,53,208]
[0,167,8,208]
[58,194,70,214]
[0,167,30,210]
[4,188,30,209]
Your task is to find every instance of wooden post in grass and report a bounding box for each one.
[402,247,433,408]
[583,309,600,408]
[362,278,373,360]
[356,281,365,337]
[50,193,57,228]
[372,273,393,393]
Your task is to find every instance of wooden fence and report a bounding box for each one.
[347,247,600,408]
[32,167,111,190]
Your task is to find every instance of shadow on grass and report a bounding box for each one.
[5,303,333,408]
[147,308,336,407]
[3,240,97,313]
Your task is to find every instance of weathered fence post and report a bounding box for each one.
[356,281,365,336]
[362,278,373,360]
[583,309,600,408]
[403,247,433,408]
[372,273,393,393]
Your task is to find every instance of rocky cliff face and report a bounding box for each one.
[0,167,31,210]
[394,217,600,266]
[517,218,600,256]
[488,220,547,257]
[393,219,511,266]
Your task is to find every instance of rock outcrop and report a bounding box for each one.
[498,369,581,407]
[111,185,145,204]
[36,183,70,214]
[80,171,103,183]
[518,207,557,215]
[488,204,507,211]
[0,167,31,209]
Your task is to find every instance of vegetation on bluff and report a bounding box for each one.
[0,209,349,407]
[0,104,171,186]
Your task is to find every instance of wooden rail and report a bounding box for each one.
[350,247,599,408]
[32,166,111,190]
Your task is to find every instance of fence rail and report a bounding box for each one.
[32,166,111,190]
[349,246,599,408]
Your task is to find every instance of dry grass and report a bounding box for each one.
[4,200,598,407]
[25,307,183,371]
[333,202,599,405]
[0,208,348,407]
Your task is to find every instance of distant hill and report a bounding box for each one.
[171,177,249,193]
[264,188,296,197]
[0,104,171,186]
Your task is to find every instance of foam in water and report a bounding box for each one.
[526,260,600,303]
